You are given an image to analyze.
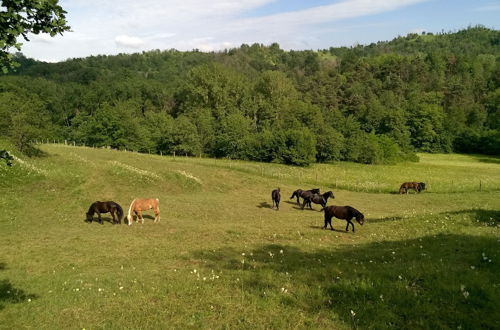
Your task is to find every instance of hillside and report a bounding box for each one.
[1,26,499,166]
[0,144,499,328]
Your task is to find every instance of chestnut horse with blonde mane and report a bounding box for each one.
[127,198,160,225]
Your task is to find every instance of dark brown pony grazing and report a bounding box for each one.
[86,201,124,224]
[290,188,320,205]
[127,198,160,225]
[399,182,426,194]
[302,191,335,210]
[271,188,281,210]
[323,205,365,232]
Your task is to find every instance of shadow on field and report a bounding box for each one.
[84,216,119,224]
[445,209,500,227]
[369,216,405,223]
[0,263,38,310]
[257,202,272,209]
[475,157,500,165]
[192,234,499,329]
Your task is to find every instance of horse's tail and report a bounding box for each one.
[127,199,136,226]
[115,203,124,221]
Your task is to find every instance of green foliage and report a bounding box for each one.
[0,26,499,163]
[315,126,344,162]
[0,0,70,72]
[275,128,317,166]
[0,149,13,166]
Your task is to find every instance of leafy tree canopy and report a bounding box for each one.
[0,0,70,72]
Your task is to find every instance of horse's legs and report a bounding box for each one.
[110,209,117,224]
[97,211,103,224]
[136,210,144,224]
[324,215,334,230]
[154,207,160,223]
[345,220,355,232]
[329,218,334,231]
[276,200,279,210]
[301,199,308,210]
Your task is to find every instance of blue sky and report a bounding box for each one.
[20,0,500,62]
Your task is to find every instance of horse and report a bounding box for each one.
[271,188,281,210]
[86,201,124,224]
[323,205,365,232]
[399,182,426,194]
[302,191,335,210]
[127,198,160,225]
[290,188,320,205]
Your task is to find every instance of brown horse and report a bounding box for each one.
[290,188,320,206]
[302,191,335,210]
[127,198,160,225]
[323,205,365,232]
[399,182,426,194]
[86,201,123,224]
[271,188,281,210]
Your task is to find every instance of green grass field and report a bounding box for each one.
[0,143,499,329]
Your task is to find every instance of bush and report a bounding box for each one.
[275,128,316,166]
[315,127,345,162]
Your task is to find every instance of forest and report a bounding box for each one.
[0,26,498,165]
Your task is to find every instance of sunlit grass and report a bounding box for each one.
[0,144,498,329]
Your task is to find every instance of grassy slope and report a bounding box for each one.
[0,144,499,329]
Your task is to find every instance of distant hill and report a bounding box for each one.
[1,26,499,164]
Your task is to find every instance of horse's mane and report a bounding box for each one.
[127,199,137,223]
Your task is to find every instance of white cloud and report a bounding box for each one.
[20,0,431,61]
[115,35,145,48]
[409,28,426,34]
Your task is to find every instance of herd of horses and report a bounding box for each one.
[85,181,425,233]
[271,181,426,232]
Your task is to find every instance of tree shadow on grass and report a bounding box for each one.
[192,234,499,329]
[474,156,500,165]
[445,209,499,227]
[0,263,38,310]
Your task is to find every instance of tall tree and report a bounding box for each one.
[0,0,70,72]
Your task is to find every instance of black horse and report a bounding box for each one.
[323,205,365,232]
[290,188,320,205]
[271,188,281,210]
[302,191,335,210]
[86,201,124,224]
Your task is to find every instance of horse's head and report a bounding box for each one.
[85,212,93,222]
[419,182,426,190]
[311,188,320,194]
[326,191,335,199]
[355,212,365,226]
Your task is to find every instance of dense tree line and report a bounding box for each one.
[0,26,498,165]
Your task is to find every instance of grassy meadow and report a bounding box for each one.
[0,143,499,329]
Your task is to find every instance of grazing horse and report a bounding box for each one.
[323,205,365,232]
[271,188,281,210]
[303,191,335,210]
[290,188,320,205]
[127,198,160,225]
[399,182,426,194]
[86,201,124,224]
